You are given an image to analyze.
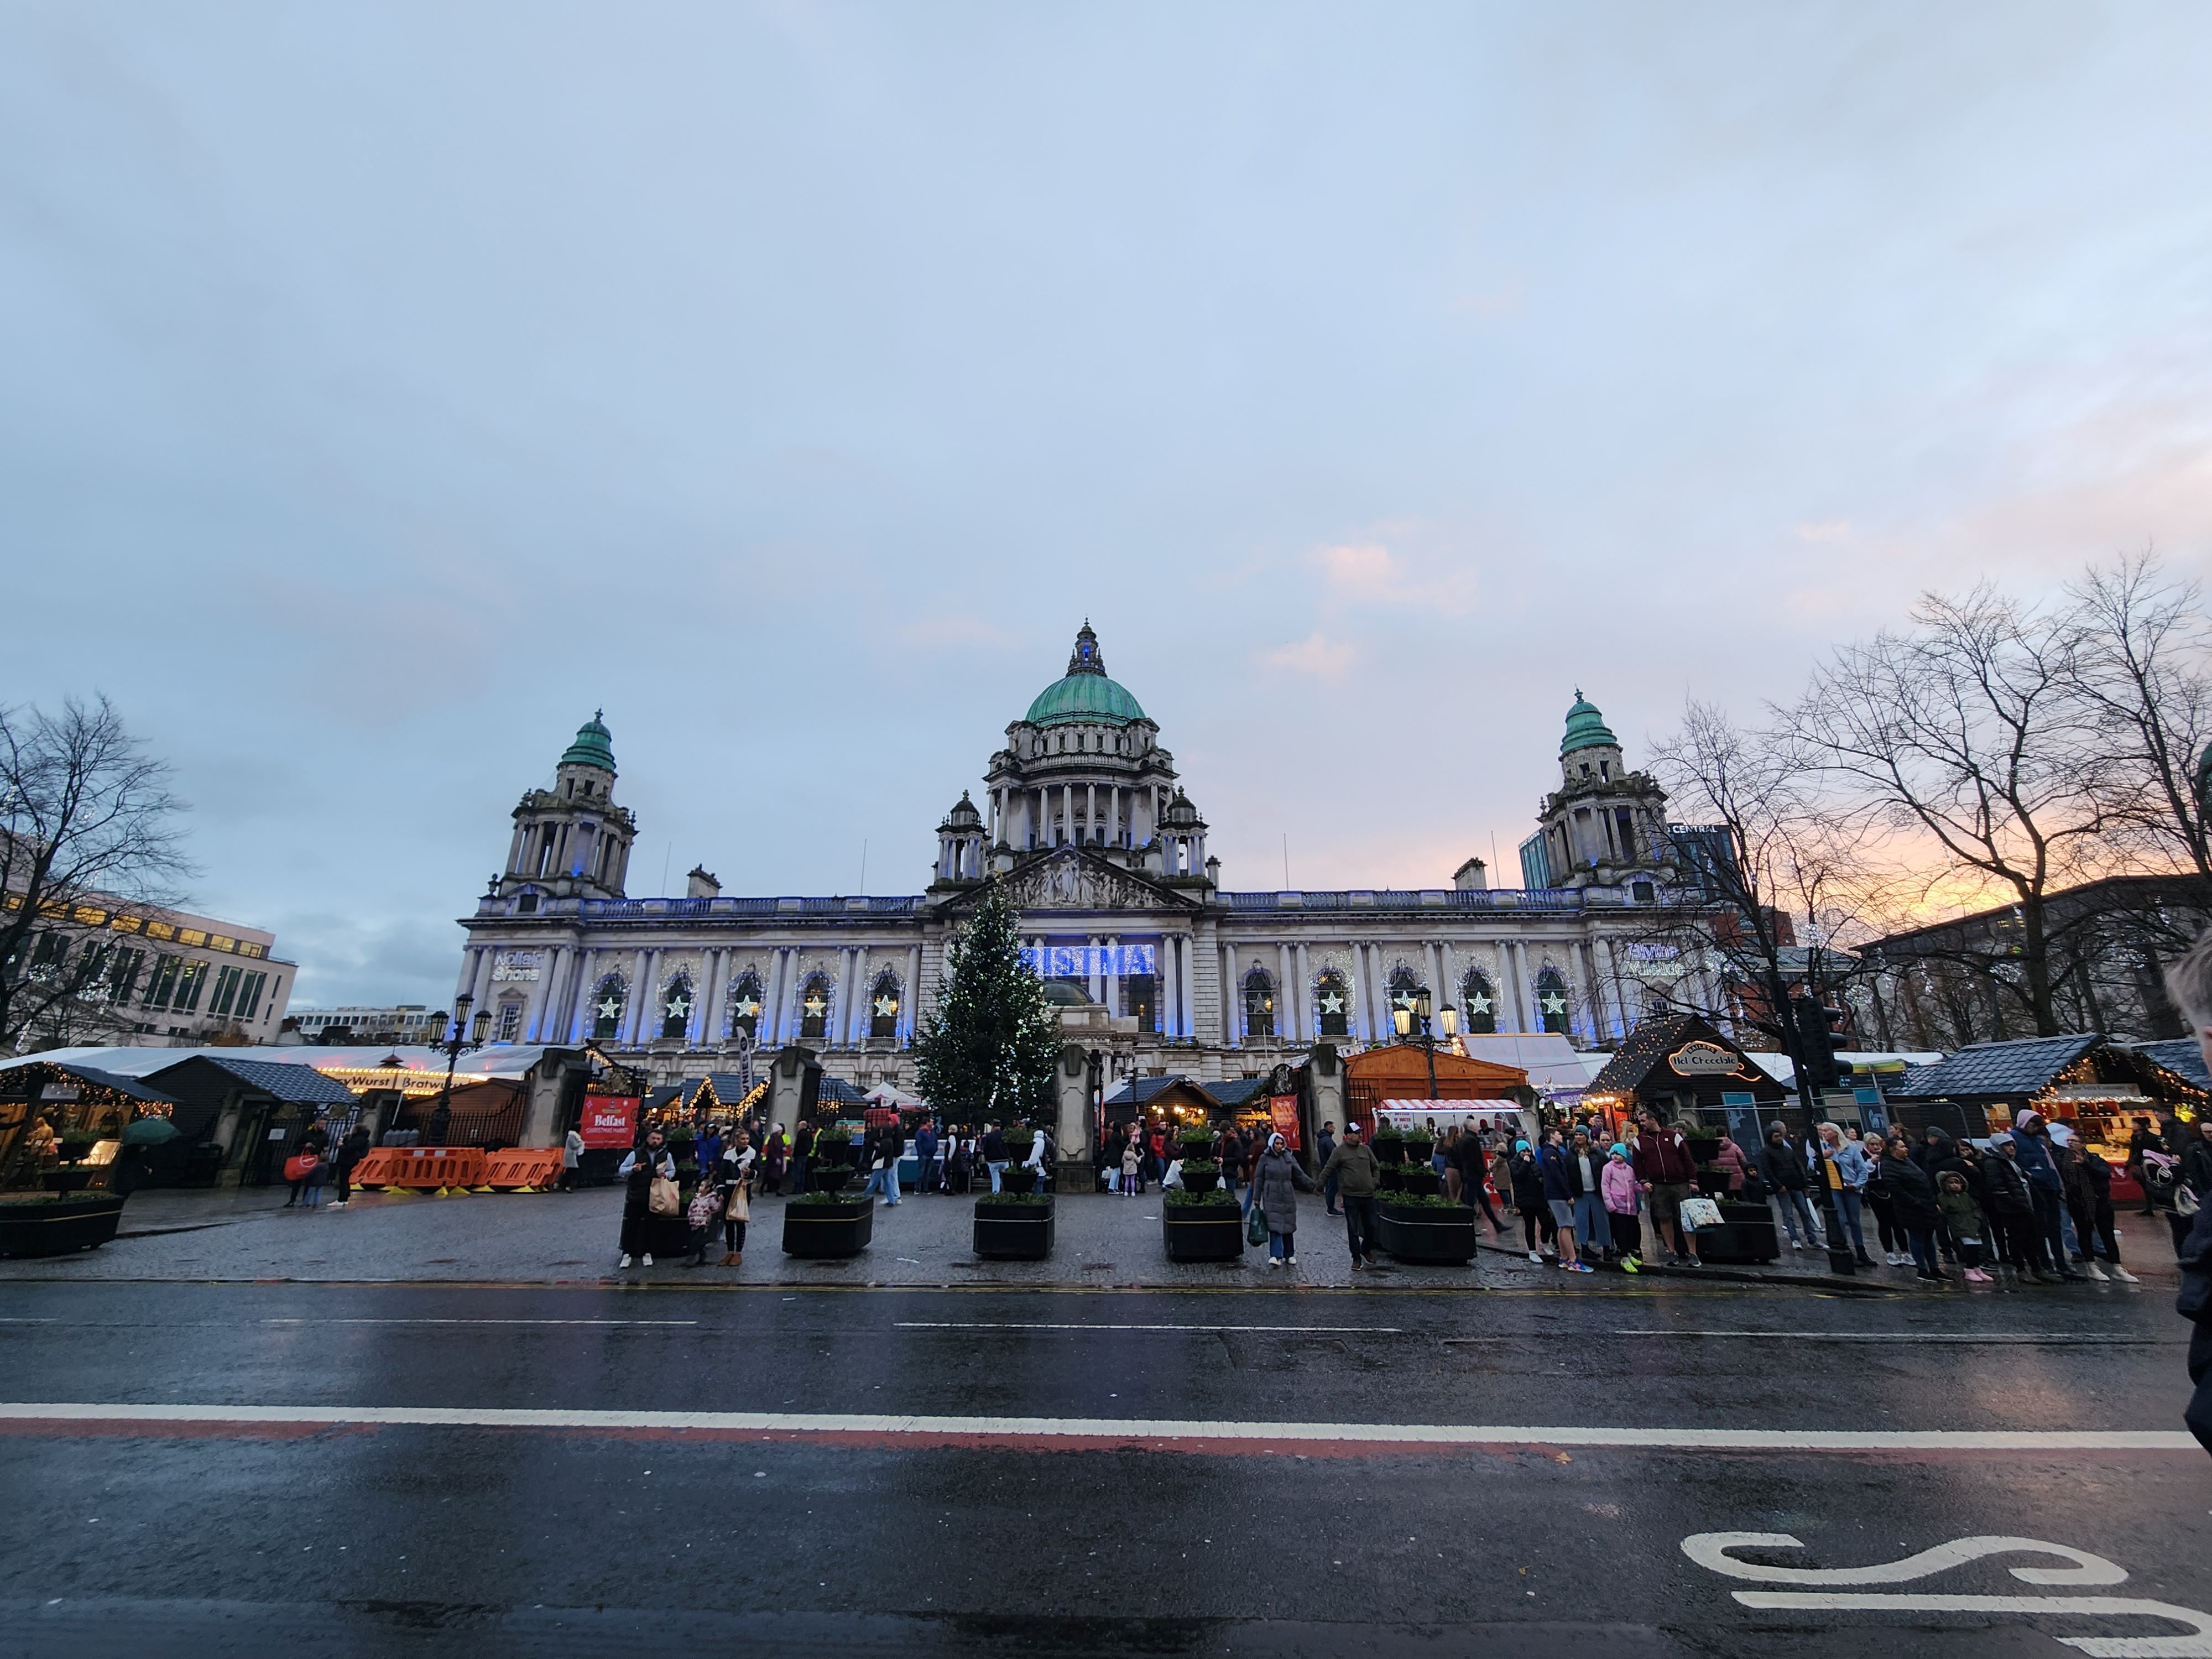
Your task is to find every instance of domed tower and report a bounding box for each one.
[498,712,638,907]
[980,622,1192,876]
[931,791,988,890]
[1528,691,1675,896]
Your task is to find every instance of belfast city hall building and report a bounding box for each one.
[453,625,1718,1093]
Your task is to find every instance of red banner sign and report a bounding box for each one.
[1269,1094,1300,1151]
[579,1095,639,1149]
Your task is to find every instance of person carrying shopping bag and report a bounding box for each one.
[1250,1132,1315,1268]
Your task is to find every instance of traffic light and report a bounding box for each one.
[1793,994,1843,1093]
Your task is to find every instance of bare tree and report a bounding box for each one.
[1797,586,2107,1037]
[1623,700,1880,1052]
[0,698,192,1055]
[2060,551,2212,913]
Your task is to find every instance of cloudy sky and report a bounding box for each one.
[4,2,2209,1008]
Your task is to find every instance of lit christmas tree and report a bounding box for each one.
[915,879,1060,1125]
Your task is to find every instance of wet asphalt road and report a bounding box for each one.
[1,1277,2207,1658]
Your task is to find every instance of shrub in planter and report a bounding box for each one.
[1178,1130,1214,1157]
[782,1189,873,1258]
[998,1163,1041,1196]
[1376,1187,1480,1264]
[1396,1166,1443,1197]
[1162,1188,1245,1261]
[1402,1135,1436,1166]
[1371,1128,1405,1165]
[974,1190,1054,1260]
[810,1159,854,1194]
[0,1192,127,1258]
[1176,1157,1220,1196]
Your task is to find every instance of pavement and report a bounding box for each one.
[3,1182,2189,1295]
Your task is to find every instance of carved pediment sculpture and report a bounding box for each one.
[998,848,1191,915]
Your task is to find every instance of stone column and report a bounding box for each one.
[1105,935,1120,1022]
[1439,940,1460,1029]
[1344,940,1366,1043]
[904,944,922,1042]
[779,946,806,1045]
[527,945,567,1042]
[564,947,594,1041]
[624,948,653,1044]
[1505,940,1532,1033]
[1054,1042,1093,1192]
[1180,930,1196,1041]
[1222,940,1240,1045]
[852,944,873,1045]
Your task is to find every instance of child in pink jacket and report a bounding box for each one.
[1600,1144,1644,1271]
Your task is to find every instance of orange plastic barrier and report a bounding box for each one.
[482,1148,564,1191]
[367,1146,487,1190]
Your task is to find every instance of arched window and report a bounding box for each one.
[1460,969,1498,1034]
[659,974,695,1042]
[799,974,832,1042]
[869,972,901,1040]
[1243,968,1275,1039]
[726,971,764,1040]
[1535,966,1570,1035]
[1315,970,1350,1038]
[591,974,627,1041]
[1387,968,1427,1032]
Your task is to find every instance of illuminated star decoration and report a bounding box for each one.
[596,997,621,1020]
[666,994,691,1021]
[803,994,827,1018]
[873,994,898,1019]
[1540,992,1568,1016]
[1467,992,1492,1015]
[734,996,761,1019]
[1319,991,1344,1015]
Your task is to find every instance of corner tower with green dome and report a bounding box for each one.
[1520,690,1681,896]
[496,711,639,906]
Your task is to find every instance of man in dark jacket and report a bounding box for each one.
[1981,1134,2051,1280]
[1757,1125,1818,1252]
[1457,1117,1504,1233]
[1319,1122,1383,1271]
[2011,1110,2083,1281]
[1316,1123,1340,1215]
[1633,1107,1701,1266]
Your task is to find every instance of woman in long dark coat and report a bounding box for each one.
[617,1129,675,1269]
[1250,1133,1315,1268]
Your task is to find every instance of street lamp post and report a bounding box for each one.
[424,993,493,1148]
[1392,992,1459,1102]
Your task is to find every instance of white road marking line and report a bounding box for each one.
[0,1402,2193,1451]
[1685,1532,2127,1585]
[1730,1594,2212,1653]
[892,1322,1401,1333]
[1616,1330,2157,1344]
[260,1318,701,1327]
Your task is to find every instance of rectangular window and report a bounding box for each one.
[108,948,143,1003]
[237,972,266,1021]
[145,956,181,1009]
[174,960,208,1012]
[144,921,176,942]
[208,935,236,954]
[210,966,242,1018]
[497,1003,523,1041]
[238,941,265,958]
[110,913,144,935]
[176,928,207,947]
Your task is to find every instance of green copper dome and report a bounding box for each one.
[1025,623,1146,727]
[560,709,617,772]
[1559,690,1619,758]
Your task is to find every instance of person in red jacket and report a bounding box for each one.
[1632,1105,1702,1266]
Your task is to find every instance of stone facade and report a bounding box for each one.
[455,627,1717,1098]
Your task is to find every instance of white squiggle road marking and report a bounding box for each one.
[1683,1533,2212,1656]
[1731,1594,2212,1657]
[1683,1532,2128,1585]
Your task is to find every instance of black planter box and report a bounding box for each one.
[1162,1204,1246,1262]
[1396,1168,1443,1198]
[1698,1201,1780,1265]
[1180,1168,1220,1196]
[1377,1202,1480,1266]
[1371,1139,1405,1166]
[0,1195,126,1258]
[974,1197,1055,1260]
[782,1196,875,1258]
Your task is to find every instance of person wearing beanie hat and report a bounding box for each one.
[1600,1142,1642,1272]
[2010,1110,2080,1281]
[1507,1138,1550,1263]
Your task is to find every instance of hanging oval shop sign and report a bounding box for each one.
[1667,1041,1750,1078]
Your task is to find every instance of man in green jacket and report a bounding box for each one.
[1319,1121,1384,1271]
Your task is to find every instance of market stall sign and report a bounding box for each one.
[579,1095,640,1149]
[1269,1093,1300,1151]
[1667,1041,1751,1079]
[39,1084,80,1102]
[2046,1083,2145,1102]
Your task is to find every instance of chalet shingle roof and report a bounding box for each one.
[148,1055,357,1106]
[2127,1039,2211,1090]
[1888,1035,2099,1101]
